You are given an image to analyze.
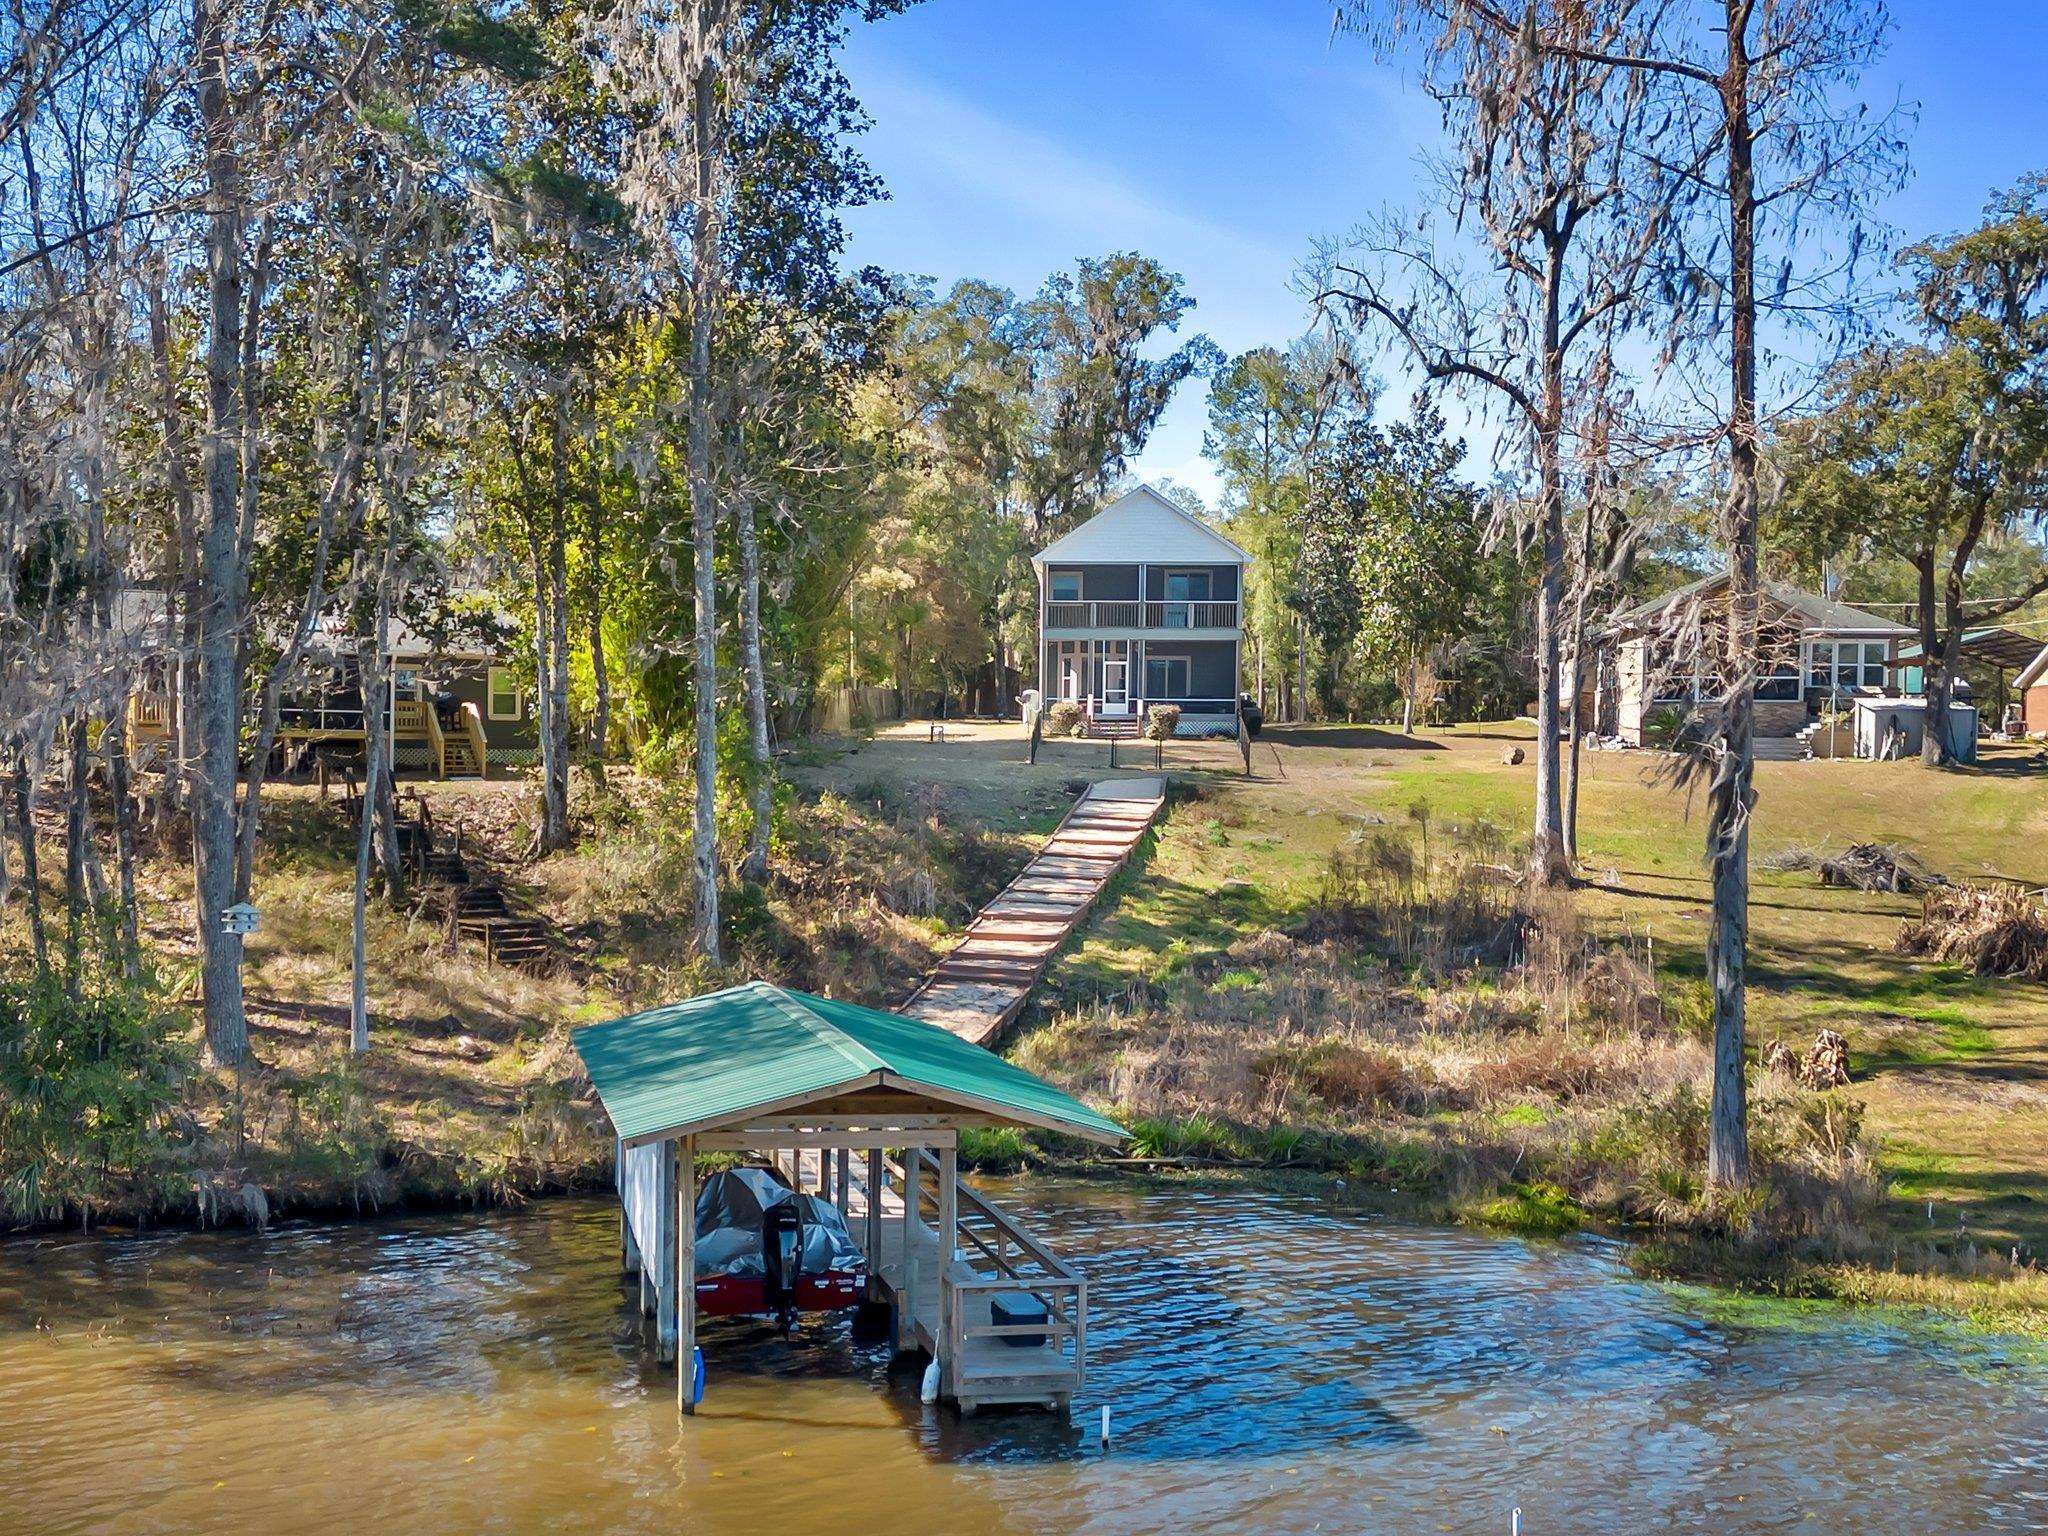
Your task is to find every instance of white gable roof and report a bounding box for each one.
[1031,484,1249,568]
[2018,642,2048,692]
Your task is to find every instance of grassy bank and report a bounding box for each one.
[0,766,1032,1232]
[828,720,2048,1336]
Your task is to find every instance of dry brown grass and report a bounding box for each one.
[4,766,1031,1229]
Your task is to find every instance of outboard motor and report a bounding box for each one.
[762,1202,803,1334]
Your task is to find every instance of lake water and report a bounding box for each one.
[2,1180,2043,1534]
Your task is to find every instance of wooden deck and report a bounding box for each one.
[903,777,1165,1045]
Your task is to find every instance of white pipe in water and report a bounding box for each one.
[1512,1507,1522,1536]
[1100,1405,1111,1447]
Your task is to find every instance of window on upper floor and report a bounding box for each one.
[1049,570,1082,603]
[1163,569,1212,601]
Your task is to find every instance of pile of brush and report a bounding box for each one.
[1897,882,2048,979]
[1818,842,1945,894]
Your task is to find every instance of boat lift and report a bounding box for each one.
[574,981,1126,1416]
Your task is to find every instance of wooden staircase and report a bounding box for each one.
[449,880,555,967]
[441,732,483,778]
[394,794,558,971]
[1084,714,1141,740]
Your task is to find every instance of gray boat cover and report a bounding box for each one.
[693,1165,866,1279]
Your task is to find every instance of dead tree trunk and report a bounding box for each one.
[734,482,773,883]
[682,6,725,963]
[190,0,251,1064]
[1705,11,1759,1191]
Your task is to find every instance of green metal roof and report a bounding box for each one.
[571,981,1127,1147]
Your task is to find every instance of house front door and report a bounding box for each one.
[1102,658,1130,716]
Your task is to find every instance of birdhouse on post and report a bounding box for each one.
[221,902,261,937]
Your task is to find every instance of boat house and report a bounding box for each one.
[572,982,1126,1416]
[1033,484,1250,737]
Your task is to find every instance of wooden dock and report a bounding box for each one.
[588,984,1123,1418]
[839,1149,1086,1414]
[903,776,1165,1045]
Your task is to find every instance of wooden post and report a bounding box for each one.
[865,1148,883,1292]
[678,1134,697,1416]
[656,1140,678,1351]
[1074,1277,1088,1393]
[938,1144,959,1399]
[900,1148,922,1350]
[835,1148,850,1218]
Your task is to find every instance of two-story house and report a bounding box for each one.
[1032,484,1250,737]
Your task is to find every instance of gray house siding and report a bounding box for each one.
[1045,563,1141,601]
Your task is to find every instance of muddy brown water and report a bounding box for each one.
[2,1180,2043,1535]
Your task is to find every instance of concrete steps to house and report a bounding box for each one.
[1753,736,1807,762]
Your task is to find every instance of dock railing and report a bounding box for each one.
[887,1148,1088,1396]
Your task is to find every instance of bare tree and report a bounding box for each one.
[1321,0,1682,886]
[1408,0,1907,1188]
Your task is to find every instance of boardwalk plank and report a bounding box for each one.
[902,777,1163,1046]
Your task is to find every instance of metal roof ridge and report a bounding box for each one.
[746,980,890,1081]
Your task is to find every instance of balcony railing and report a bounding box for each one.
[1044,599,1239,630]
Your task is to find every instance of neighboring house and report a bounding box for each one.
[2018,642,2048,735]
[120,591,537,779]
[1031,484,1250,737]
[1597,575,1914,746]
[385,623,540,773]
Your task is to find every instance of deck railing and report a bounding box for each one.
[1045,599,1238,630]
[393,698,448,775]
[893,1147,1087,1393]
[1145,599,1238,630]
[127,691,173,737]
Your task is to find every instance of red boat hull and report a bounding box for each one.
[694,1268,867,1318]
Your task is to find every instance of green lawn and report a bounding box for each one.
[1032,721,2048,1263]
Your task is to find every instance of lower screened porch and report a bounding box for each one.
[1040,637,1241,735]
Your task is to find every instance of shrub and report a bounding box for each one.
[1143,703,1181,741]
[959,1125,1033,1171]
[0,919,194,1228]
[1641,706,1684,749]
[1473,1180,1583,1234]
[1044,700,1084,737]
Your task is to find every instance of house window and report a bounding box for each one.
[1163,569,1212,601]
[1808,640,1888,698]
[487,666,523,721]
[1758,658,1802,701]
[1145,655,1190,699]
[1049,570,1082,603]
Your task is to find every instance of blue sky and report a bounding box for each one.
[837,0,2048,503]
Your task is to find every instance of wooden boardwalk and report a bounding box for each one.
[903,777,1165,1045]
